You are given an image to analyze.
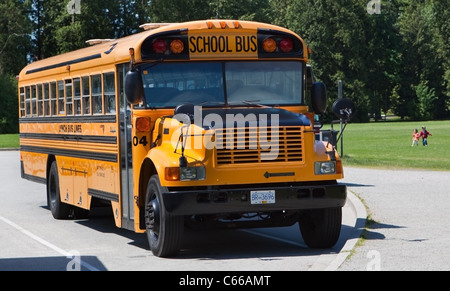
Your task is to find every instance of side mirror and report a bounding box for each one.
[332,98,356,121]
[125,70,143,105]
[174,103,197,122]
[311,82,327,114]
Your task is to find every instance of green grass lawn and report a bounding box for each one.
[0,134,19,148]
[329,120,450,171]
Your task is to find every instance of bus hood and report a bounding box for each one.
[196,107,311,128]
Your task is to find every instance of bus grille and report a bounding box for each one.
[216,126,303,165]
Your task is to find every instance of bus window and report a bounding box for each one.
[141,62,224,107]
[225,61,303,105]
[50,82,57,116]
[20,87,25,117]
[44,83,50,116]
[91,74,102,114]
[31,85,37,116]
[37,84,43,116]
[58,81,65,115]
[65,80,73,115]
[25,86,30,117]
[103,72,116,114]
[82,76,90,115]
[73,78,81,115]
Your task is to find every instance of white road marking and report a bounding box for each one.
[0,215,99,271]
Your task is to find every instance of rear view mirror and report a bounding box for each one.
[125,70,143,105]
[332,98,355,121]
[311,82,327,114]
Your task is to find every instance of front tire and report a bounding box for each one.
[299,207,342,248]
[145,175,184,257]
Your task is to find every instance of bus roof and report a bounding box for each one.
[18,20,307,83]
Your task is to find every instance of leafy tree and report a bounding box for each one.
[415,81,438,120]
[0,0,31,134]
[148,0,271,22]
[281,0,372,122]
[396,0,447,120]
[363,0,402,121]
[432,0,450,119]
[0,0,31,74]
[27,0,152,57]
[0,74,19,133]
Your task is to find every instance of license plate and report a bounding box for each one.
[251,190,276,205]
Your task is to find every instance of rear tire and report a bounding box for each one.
[299,207,342,248]
[145,175,184,257]
[47,161,71,219]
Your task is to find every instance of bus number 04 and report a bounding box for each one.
[133,136,149,147]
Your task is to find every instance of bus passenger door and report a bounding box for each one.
[118,64,135,231]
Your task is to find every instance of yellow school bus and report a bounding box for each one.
[18,20,349,257]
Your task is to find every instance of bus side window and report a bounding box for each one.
[20,87,25,117]
[37,84,43,116]
[82,76,90,115]
[25,86,31,117]
[50,82,57,116]
[91,74,102,114]
[65,79,73,115]
[103,72,116,114]
[44,83,50,116]
[58,81,65,115]
[73,78,81,115]
[31,85,37,116]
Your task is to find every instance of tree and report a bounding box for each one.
[0,74,19,133]
[415,81,437,120]
[148,0,271,22]
[0,0,31,74]
[363,0,402,121]
[281,0,372,122]
[0,0,31,134]
[27,0,152,57]
[432,0,450,119]
[396,0,447,120]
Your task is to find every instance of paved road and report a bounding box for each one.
[339,166,450,271]
[0,150,358,271]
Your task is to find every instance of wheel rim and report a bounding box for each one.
[49,172,57,209]
[146,192,161,241]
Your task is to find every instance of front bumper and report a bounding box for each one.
[163,183,347,215]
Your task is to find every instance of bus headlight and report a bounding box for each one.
[180,167,206,181]
[314,161,336,175]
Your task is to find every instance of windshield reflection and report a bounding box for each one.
[140,61,304,108]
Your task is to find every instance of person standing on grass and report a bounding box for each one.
[420,126,432,146]
[412,129,420,146]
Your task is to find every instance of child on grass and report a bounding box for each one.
[412,129,420,146]
[419,126,432,146]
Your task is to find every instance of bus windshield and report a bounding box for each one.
[140,61,304,108]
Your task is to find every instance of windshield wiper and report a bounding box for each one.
[199,101,225,106]
[228,100,271,108]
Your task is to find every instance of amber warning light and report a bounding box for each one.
[136,117,151,132]
[263,37,294,53]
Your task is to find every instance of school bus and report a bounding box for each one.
[18,20,350,257]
